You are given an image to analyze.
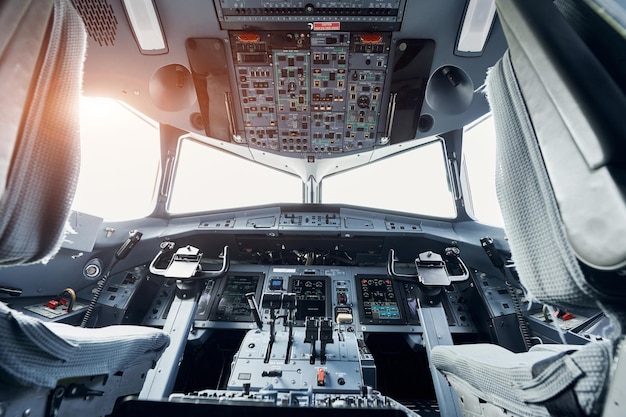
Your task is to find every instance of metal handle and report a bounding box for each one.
[149,243,229,279]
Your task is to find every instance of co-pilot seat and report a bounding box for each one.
[0,1,168,416]
[432,1,626,416]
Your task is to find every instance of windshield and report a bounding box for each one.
[75,99,486,221]
[322,140,456,217]
[168,138,302,213]
[462,115,504,226]
[168,136,456,218]
[73,97,160,221]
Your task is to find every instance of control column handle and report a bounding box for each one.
[149,244,230,279]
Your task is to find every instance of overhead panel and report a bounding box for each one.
[230,30,392,153]
[184,1,435,157]
[213,0,406,31]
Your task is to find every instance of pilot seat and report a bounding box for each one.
[432,0,626,416]
[0,1,169,416]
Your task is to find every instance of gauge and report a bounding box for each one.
[356,275,405,324]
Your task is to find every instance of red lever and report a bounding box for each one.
[317,368,326,386]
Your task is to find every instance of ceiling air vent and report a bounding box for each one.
[71,0,117,46]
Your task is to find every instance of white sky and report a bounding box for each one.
[463,116,504,226]
[73,97,160,220]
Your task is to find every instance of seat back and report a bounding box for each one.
[0,2,170,416]
[0,0,84,265]
[492,0,626,332]
[487,51,596,314]
[487,0,626,414]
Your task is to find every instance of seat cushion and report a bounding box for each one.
[0,302,169,388]
[432,341,611,417]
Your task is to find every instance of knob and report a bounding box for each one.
[83,259,102,279]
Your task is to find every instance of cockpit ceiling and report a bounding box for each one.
[76,0,507,159]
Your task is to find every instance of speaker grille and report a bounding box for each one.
[71,0,117,46]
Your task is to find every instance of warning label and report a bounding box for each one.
[312,22,341,31]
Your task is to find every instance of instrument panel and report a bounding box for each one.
[289,275,331,322]
[186,0,436,156]
[210,273,264,322]
[229,30,392,153]
[141,264,476,334]
[213,0,407,29]
[356,275,405,324]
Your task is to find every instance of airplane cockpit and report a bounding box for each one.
[1,1,626,416]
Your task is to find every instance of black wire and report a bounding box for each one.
[494,264,532,350]
[80,257,119,327]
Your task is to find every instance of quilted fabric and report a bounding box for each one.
[0,0,85,265]
[487,52,598,310]
[432,341,612,417]
[0,302,169,389]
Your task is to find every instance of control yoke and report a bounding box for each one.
[149,242,230,279]
[387,248,469,286]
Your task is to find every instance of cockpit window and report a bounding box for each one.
[321,140,456,218]
[72,97,160,220]
[167,137,302,214]
[462,115,504,226]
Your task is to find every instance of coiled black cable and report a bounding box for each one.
[80,230,142,327]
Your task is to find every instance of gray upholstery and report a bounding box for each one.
[495,0,626,333]
[0,302,170,389]
[432,341,612,417]
[432,49,613,417]
[488,52,596,312]
[0,0,84,265]
[0,2,171,414]
[431,1,624,414]
[499,0,626,273]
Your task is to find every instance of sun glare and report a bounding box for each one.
[72,97,160,221]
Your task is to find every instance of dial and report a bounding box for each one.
[357,95,370,108]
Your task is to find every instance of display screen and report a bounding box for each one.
[357,275,404,324]
[290,276,329,322]
[211,274,260,321]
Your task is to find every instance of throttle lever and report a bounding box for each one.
[245,292,263,331]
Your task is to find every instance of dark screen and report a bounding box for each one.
[290,276,328,321]
[212,275,260,321]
